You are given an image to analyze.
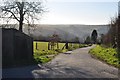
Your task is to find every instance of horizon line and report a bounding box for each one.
[0,23,109,26]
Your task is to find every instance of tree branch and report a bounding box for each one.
[2,9,20,22]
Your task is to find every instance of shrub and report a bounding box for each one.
[68,46,74,51]
[34,55,52,63]
[33,50,58,63]
[62,49,68,52]
[34,50,58,56]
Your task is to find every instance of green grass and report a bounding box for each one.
[89,45,120,68]
[33,50,58,64]
[33,42,66,51]
[33,42,90,51]
[69,43,79,49]
[68,43,91,51]
[34,50,58,56]
[33,41,67,63]
[33,41,91,63]
[34,42,48,51]
[34,54,53,64]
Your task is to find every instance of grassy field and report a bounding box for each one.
[89,45,120,68]
[33,41,91,63]
[33,41,68,63]
[33,41,65,51]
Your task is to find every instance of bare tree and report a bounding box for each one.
[102,17,118,47]
[0,0,44,32]
[49,33,61,50]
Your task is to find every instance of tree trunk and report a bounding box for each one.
[19,20,23,32]
[19,11,24,32]
[19,2,24,32]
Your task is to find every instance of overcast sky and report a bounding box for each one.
[39,0,118,25]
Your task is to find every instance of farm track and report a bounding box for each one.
[2,45,119,78]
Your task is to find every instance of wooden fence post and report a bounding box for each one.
[36,42,38,50]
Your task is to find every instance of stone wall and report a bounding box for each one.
[2,28,33,68]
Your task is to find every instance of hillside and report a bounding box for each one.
[27,24,109,42]
[0,24,109,42]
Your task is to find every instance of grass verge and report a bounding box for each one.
[89,45,120,68]
[33,49,69,64]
